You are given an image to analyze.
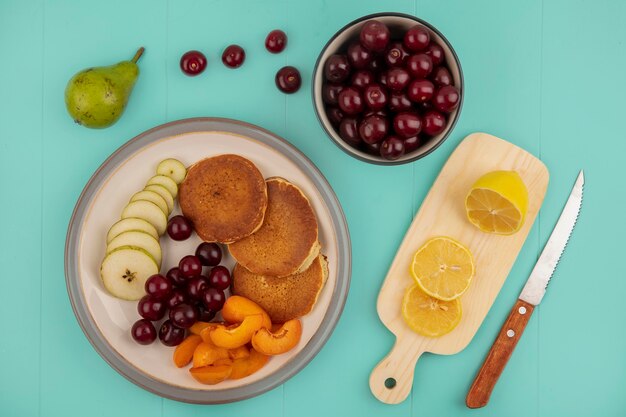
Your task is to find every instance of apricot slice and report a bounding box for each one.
[210,314,264,349]
[228,345,250,361]
[192,342,229,368]
[189,364,232,385]
[199,322,225,344]
[229,349,270,380]
[173,334,202,368]
[222,296,272,329]
[190,321,214,336]
[251,319,302,355]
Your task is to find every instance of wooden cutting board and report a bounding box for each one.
[369,133,549,404]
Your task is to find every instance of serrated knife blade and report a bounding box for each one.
[518,170,584,306]
[466,170,584,409]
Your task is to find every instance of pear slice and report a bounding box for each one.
[156,158,187,184]
[121,200,167,235]
[106,218,158,244]
[144,184,174,214]
[100,246,158,300]
[130,190,169,216]
[146,175,178,199]
[107,230,162,267]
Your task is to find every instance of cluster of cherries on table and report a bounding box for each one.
[130,215,232,347]
[322,20,461,160]
[179,29,302,94]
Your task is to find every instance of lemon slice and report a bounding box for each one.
[402,284,462,337]
[465,170,528,235]
[410,236,475,301]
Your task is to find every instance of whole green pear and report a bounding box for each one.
[65,47,144,129]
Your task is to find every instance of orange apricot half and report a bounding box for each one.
[173,334,203,368]
[229,348,270,380]
[222,296,272,329]
[192,342,229,368]
[251,319,302,355]
[189,364,232,385]
[210,314,264,349]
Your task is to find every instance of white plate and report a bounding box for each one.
[66,118,351,403]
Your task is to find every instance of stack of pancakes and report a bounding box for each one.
[180,155,328,323]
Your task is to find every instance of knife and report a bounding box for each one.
[466,170,584,409]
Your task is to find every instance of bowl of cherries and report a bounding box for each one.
[313,13,463,164]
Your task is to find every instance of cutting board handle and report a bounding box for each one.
[369,336,426,404]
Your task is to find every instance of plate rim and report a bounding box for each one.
[65,117,352,404]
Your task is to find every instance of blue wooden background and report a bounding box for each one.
[0,0,624,416]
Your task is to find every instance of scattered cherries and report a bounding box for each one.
[321,20,460,160]
[222,45,246,68]
[276,66,302,94]
[266,29,287,53]
[180,51,207,76]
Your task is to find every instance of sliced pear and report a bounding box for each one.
[121,200,167,235]
[106,218,158,244]
[130,190,169,216]
[100,246,158,300]
[156,158,187,184]
[144,184,174,214]
[107,230,162,267]
[146,175,178,199]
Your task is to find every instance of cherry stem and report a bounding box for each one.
[132,47,145,63]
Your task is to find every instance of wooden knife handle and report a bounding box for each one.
[466,299,535,408]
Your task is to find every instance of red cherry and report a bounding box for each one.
[432,66,453,86]
[425,43,445,65]
[380,136,405,160]
[222,45,245,68]
[406,54,433,79]
[359,20,391,52]
[275,66,301,93]
[403,135,421,153]
[384,42,409,67]
[404,25,430,52]
[393,112,422,138]
[347,42,373,69]
[407,79,435,103]
[386,68,410,92]
[180,51,207,76]
[433,85,460,112]
[338,87,364,115]
[363,84,388,110]
[350,70,374,90]
[265,29,287,53]
[359,115,389,144]
[423,111,447,136]
[339,117,361,147]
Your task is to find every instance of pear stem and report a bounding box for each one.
[131,47,145,63]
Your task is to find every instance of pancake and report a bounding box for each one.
[228,177,319,277]
[232,255,329,323]
[179,154,267,243]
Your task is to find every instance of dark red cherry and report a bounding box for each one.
[158,320,185,347]
[324,54,351,83]
[179,255,202,278]
[359,20,390,52]
[350,70,374,90]
[406,54,433,79]
[195,242,222,266]
[166,288,188,309]
[167,215,193,241]
[347,42,372,69]
[433,85,460,112]
[403,135,421,153]
[275,66,301,93]
[322,83,344,105]
[131,319,157,345]
[338,87,364,115]
[432,66,453,86]
[327,107,345,126]
[393,112,422,138]
[265,29,287,53]
[378,70,388,87]
[423,110,447,136]
[169,303,197,329]
[202,287,226,311]
[386,68,410,91]
[388,91,413,112]
[359,115,388,144]
[166,267,187,287]
[363,84,388,110]
[364,109,388,119]
[137,295,166,321]
[186,276,209,300]
[380,136,406,160]
[384,42,409,67]
[404,26,430,52]
[208,266,231,290]
[425,43,445,65]
[222,45,245,68]
[407,79,435,102]
[180,50,207,76]
[145,274,172,300]
[339,117,362,147]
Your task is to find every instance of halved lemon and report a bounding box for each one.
[465,170,528,235]
[402,284,462,337]
[410,236,475,301]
